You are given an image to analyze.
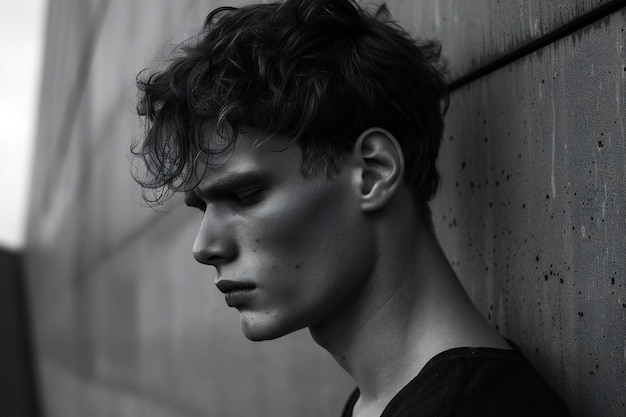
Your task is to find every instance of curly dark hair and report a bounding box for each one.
[133,0,448,210]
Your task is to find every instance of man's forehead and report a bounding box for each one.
[188,131,304,190]
[201,130,297,163]
[196,139,295,174]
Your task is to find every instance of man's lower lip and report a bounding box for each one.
[224,289,256,307]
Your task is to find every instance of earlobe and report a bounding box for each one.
[353,127,405,212]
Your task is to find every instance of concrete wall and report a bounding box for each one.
[419,1,626,416]
[24,0,625,416]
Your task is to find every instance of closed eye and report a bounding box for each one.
[193,171,272,209]
[229,188,264,207]
[184,188,264,211]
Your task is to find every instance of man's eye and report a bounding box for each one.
[231,189,263,206]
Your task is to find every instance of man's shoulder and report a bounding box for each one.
[342,346,571,417]
[440,346,571,417]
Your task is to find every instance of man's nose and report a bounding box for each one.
[192,209,237,266]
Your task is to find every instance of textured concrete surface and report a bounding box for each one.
[386,0,613,79]
[431,9,626,417]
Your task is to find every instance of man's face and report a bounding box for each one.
[186,131,376,341]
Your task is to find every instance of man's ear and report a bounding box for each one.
[353,127,405,212]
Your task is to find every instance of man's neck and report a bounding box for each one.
[309,207,509,417]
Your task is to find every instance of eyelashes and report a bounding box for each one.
[187,188,265,212]
[230,188,264,207]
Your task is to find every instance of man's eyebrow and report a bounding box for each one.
[196,171,270,196]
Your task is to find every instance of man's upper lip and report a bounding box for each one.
[215,280,256,293]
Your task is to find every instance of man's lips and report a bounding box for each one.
[216,280,257,307]
[215,279,257,293]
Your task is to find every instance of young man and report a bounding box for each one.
[134,0,571,415]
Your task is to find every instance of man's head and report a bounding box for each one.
[134,0,448,341]
[134,0,448,215]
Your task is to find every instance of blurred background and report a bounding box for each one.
[1,0,625,416]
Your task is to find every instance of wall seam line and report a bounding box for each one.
[449,0,626,92]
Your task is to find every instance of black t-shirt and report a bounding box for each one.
[341,346,571,417]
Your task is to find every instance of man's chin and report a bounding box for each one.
[239,313,298,341]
